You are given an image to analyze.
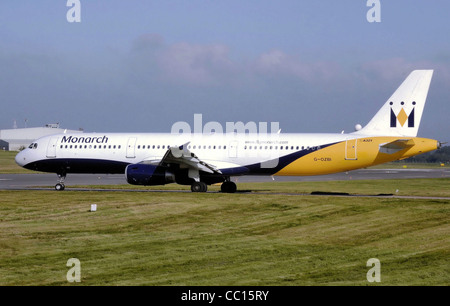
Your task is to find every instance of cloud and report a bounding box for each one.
[254,49,340,82]
[159,42,235,85]
[130,34,236,86]
[128,35,342,87]
[356,57,441,83]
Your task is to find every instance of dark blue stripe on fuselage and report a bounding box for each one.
[24,158,130,174]
[243,142,338,175]
[24,142,337,176]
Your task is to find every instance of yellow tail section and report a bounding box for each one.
[275,137,438,176]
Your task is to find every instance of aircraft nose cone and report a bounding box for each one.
[15,150,26,167]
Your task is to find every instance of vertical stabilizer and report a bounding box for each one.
[355,70,433,137]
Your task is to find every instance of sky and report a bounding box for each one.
[1,1,449,142]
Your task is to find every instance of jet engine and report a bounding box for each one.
[125,164,175,186]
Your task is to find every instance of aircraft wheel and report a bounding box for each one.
[221,181,237,193]
[55,183,65,191]
[191,182,207,192]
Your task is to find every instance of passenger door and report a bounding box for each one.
[126,137,137,158]
[46,137,59,158]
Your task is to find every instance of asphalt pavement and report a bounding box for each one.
[1,168,449,190]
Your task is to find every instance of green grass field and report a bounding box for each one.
[0,151,34,174]
[73,178,450,197]
[0,183,448,286]
[1,150,449,285]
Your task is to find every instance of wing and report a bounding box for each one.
[142,142,222,175]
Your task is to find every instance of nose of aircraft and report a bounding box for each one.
[15,150,27,167]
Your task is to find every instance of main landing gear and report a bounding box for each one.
[221,181,237,193]
[55,172,66,191]
[190,180,237,193]
[191,181,207,192]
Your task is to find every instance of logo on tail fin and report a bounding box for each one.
[390,101,416,128]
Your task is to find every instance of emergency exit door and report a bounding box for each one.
[126,137,137,158]
[228,141,238,158]
[345,138,357,160]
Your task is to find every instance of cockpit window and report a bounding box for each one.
[28,143,38,149]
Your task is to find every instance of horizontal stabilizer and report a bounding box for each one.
[379,139,415,154]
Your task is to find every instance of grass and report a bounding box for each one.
[238,178,450,197]
[1,150,449,285]
[71,177,450,197]
[0,186,448,286]
[0,151,36,174]
[368,162,448,169]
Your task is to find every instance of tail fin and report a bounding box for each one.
[355,70,433,137]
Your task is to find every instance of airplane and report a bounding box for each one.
[15,70,441,192]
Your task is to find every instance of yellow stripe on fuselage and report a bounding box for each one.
[275,136,438,176]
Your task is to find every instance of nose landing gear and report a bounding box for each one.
[55,172,66,191]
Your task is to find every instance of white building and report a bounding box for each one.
[0,124,83,151]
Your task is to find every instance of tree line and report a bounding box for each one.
[400,146,450,164]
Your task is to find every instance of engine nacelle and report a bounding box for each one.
[125,164,175,186]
